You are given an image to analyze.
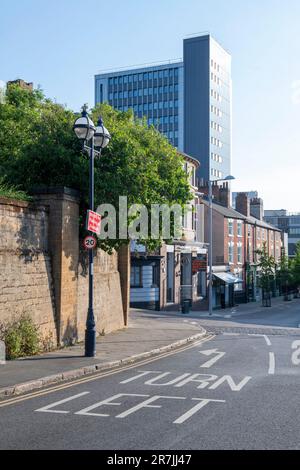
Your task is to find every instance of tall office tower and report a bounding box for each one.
[95,34,232,182]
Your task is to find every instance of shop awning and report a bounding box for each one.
[213,272,243,284]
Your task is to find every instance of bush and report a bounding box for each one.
[0,314,41,360]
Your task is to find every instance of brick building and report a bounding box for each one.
[200,185,282,308]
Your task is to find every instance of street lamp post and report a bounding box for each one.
[73,105,111,357]
[208,175,235,316]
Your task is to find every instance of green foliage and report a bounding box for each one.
[0,176,32,201]
[277,252,293,291]
[0,86,191,252]
[256,242,276,293]
[291,242,300,288]
[0,314,41,360]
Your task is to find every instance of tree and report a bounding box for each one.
[0,85,192,252]
[278,251,293,298]
[291,242,300,294]
[255,242,276,306]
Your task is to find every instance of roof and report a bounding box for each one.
[177,151,200,168]
[201,200,281,232]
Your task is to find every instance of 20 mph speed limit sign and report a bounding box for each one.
[83,235,97,250]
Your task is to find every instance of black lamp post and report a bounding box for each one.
[73,105,111,357]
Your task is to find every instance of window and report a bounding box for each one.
[138,89,142,96]
[164,69,169,78]
[152,265,159,286]
[149,72,153,80]
[228,219,234,236]
[143,73,148,81]
[228,242,234,264]
[237,244,243,264]
[138,73,143,81]
[237,221,243,237]
[130,266,142,287]
[164,85,168,93]
[124,76,128,83]
[159,101,163,109]
[153,71,158,79]
[133,89,138,97]
[158,70,163,79]
[143,88,148,96]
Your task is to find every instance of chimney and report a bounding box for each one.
[235,192,250,217]
[7,79,33,91]
[198,181,230,207]
[250,197,264,220]
[219,182,230,208]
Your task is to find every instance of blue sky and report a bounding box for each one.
[1,0,300,211]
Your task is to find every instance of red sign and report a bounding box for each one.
[83,235,97,250]
[86,210,101,235]
[192,258,207,274]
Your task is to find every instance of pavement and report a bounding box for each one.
[0,324,299,449]
[0,310,206,398]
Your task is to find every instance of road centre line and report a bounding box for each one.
[0,334,214,409]
[268,352,275,375]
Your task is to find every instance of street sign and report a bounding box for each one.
[86,210,101,235]
[83,235,97,250]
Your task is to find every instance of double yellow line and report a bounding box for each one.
[0,334,214,408]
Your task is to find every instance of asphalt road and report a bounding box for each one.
[0,326,300,450]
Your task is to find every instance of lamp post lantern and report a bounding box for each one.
[73,105,110,357]
[208,175,235,316]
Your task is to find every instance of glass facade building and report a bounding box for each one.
[95,34,232,183]
[264,210,300,257]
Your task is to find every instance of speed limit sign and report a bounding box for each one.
[83,235,97,250]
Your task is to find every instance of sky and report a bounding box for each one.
[1,0,300,211]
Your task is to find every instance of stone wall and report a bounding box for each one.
[77,249,124,338]
[0,198,57,343]
[0,188,129,347]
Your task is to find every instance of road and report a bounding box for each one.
[0,322,300,450]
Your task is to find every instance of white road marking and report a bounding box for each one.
[120,370,162,384]
[248,334,271,346]
[209,375,251,391]
[116,395,186,419]
[268,352,275,375]
[35,392,90,414]
[199,348,226,368]
[173,398,226,424]
[291,340,300,365]
[223,332,240,336]
[224,315,232,319]
[75,393,148,417]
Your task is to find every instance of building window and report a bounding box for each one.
[237,243,243,264]
[152,265,159,286]
[130,266,143,287]
[237,221,243,237]
[228,219,234,236]
[228,242,234,264]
